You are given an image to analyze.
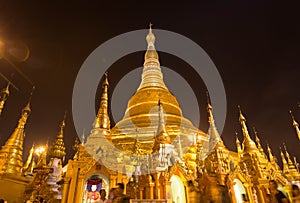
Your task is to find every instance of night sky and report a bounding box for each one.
[0,1,299,165]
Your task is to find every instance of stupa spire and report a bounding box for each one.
[283,143,296,170]
[23,143,34,170]
[49,113,67,160]
[280,148,289,174]
[23,143,36,175]
[253,127,267,159]
[267,144,274,162]
[0,94,32,174]
[138,24,167,90]
[0,82,10,116]
[206,93,223,149]
[289,110,300,141]
[93,72,110,129]
[238,106,257,153]
[236,132,242,154]
[152,100,171,153]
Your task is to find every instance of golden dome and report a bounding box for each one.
[110,26,206,154]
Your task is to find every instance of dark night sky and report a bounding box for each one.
[0,1,299,165]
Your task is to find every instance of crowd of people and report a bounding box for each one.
[94,182,130,203]
[265,180,300,203]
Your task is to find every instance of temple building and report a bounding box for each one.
[0,26,299,203]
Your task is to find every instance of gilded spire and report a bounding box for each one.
[280,148,289,174]
[289,110,300,141]
[23,143,36,175]
[138,24,167,90]
[23,143,34,170]
[0,96,31,174]
[253,127,267,159]
[93,72,110,129]
[267,144,274,162]
[152,100,171,153]
[207,93,223,149]
[0,82,10,116]
[238,106,257,153]
[49,113,67,160]
[283,143,296,170]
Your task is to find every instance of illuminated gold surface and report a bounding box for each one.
[94,72,110,130]
[238,108,258,153]
[110,26,206,154]
[49,114,67,159]
[0,101,30,175]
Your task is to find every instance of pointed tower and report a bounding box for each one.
[204,97,229,185]
[289,110,300,141]
[283,144,300,180]
[23,144,36,176]
[152,100,172,154]
[85,73,111,156]
[236,132,242,156]
[0,98,31,175]
[253,128,268,162]
[49,113,67,160]
[280,148,290,178]
[0,83,10,116]
[93,72,110,130]
[206,96,223,150]
[267,144,275,163]
[238,107,258,153]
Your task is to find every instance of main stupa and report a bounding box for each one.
[109,26,207,155]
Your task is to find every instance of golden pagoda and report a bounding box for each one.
[0,100,31,174]
[0,25,299,203]
[58,26,300,203]
[110,26,206,154]
[0,99,32,202]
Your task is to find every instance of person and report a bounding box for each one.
[99,189,107,203]
[292,184,300,203]
[269,180,289,203]
[0,199,4,203]
[106,188,116,203]
[112,183,130,203]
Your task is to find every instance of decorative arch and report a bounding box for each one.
[232,179,247,203]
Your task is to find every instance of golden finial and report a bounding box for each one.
[94,73,110,129]
[253,127,261,145]
[146,22,155,48]
[206,91,214,124]
[0,82,11,116]
[238,105,246,122]
[289,110,300,141]
[138,23,167,90]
